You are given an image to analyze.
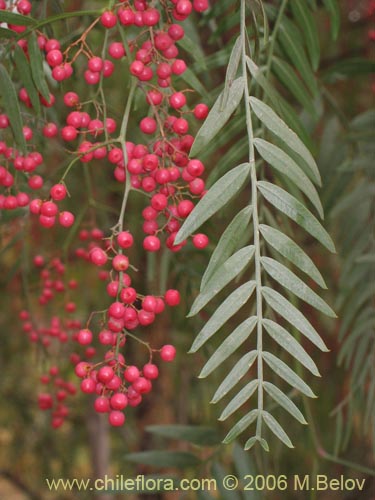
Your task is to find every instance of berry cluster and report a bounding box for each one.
[37,366,77,429]
[4,0,211,428]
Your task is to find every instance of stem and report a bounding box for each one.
[116,78,137,232]
[241,0,264,440]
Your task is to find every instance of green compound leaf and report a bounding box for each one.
[260,256,336,317]
[188,245,255,317]
[259,224,326,288]
[222,409,259,444]
[250,96,321,185]
[201,205,253,290]
[211,351,258,404]
[124,451,200,468]
[254,138,323,217]
[199,317,257,378]
[190,281,256,353]
[190,77,245,157]
[0,64,27,152]
[262,351,316,398]
[257,181,336,252]
[263,382,307,424]
[263,319,320,376]
[290,1,320,71]
[262,286,329,351]
[28,31,50,101]
[219,379,259,421]
[262,411,294,448]
[175,162,251,245]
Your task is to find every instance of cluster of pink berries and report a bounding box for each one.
[75,344,176,427]
[37,366,77,429]
[0,117,45,211]
[6,0,211,428]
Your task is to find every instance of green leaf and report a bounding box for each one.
[222,409,259,444]
[263,319,320,376]
[223,35,242,107]
[262,286,328,351]
[188,245,255,317]
[246,58,314,148]
[323,58,375,81]
[190,77,245,157]
[250,97,321,185]
[257,181,335,252]
[254,138,323,217]
[262,411,294,448]
[175,162,250,245]
[124,451,200,468]
[14,45,41,115]
[190,281,256,353]
[178,34,207,70]
[260,257,336,317]
[263,381,307,424]
[219,379,259,421]
[323,0,340,40]
[201,206,253,290]
[199,316,257,377]
[0,64,27,152]
[290,1,320,71]
[262,351,316,398]
[146,425,221,446]
[278,19,318,96]
[179,67,209,101]
[211,351,258,404]
[0,10,36,25]
[0,27,16,39]
[28,32,50,101]
[271,57,317,117]
[259,224,326,288]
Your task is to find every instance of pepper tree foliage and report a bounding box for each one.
[0,0,373,462]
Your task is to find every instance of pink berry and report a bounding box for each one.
[90,247,108,266]
[140,117,157,134]
[77,329,93,345]
[112,254,129,272]
[160,344,176,362]
[165,289,180,306]
[117,231,134,249]
[94,396,110,413]
[193,233,209,249]
[194,103,209,119]
[110,393,128,410]
[97,366,115,384]
[108,410,125,426]
[59,211,75,227]
[143,235,160,252]
[143,363,159,380]
[50,184,67,201]
[169,92,186,109]
[100,11,117,28]
[124,365,140,382]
